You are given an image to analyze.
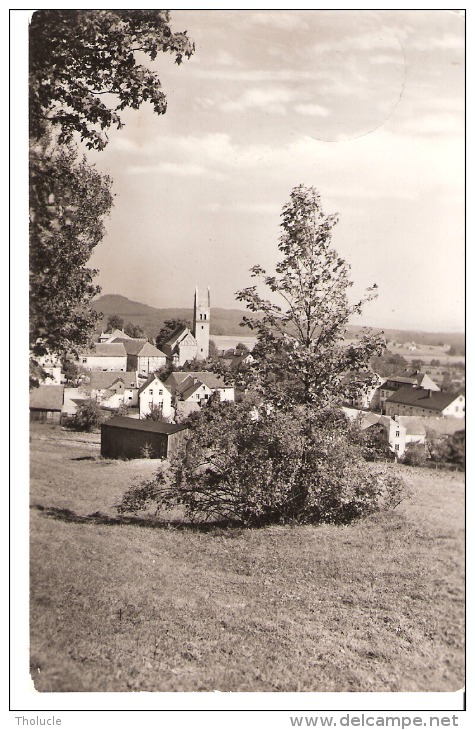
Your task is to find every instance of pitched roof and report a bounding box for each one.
[102,416,187,435]
[168,371,229,392]
[85,370,138,390]
[422,417,465,436]
[137,374,171,396]
[111,338,166,357]
[394,416,427,435]
[81,343,127,357]
[385,387,462,412]
[161,326,193,349]
[100,329,132,342]
[30,385,64,411]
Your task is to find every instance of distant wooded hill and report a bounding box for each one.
[92,294,465,351]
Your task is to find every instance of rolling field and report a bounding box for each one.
[29,423,464,693]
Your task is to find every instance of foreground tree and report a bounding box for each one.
[119,187,406,527]
[118,400,405,526]
[29,10,194,150]
[29,140,113,361]
[235,185,386,407]
[29,10,194,380]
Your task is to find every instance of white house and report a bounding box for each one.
[165,371,235,403]
[79,370,139,408]
[78,342,127,371]
[35,351,63,385]
[138,375,173,419]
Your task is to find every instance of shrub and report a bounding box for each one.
[74,398,104,431]
[401,443,427,467]
[118,401,406,526]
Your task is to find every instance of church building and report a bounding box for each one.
[161,287,211,366]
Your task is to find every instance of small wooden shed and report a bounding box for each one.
[29,385,64,422]
[101,416,188,460]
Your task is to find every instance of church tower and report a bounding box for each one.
[193,286,210,359]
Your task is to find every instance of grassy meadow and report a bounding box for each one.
[30,422,465,693]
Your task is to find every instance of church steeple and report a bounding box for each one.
[193,286,210,359]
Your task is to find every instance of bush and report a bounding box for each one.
[74,399,104,431]
[118,401,406,526]
[401,443,427,467]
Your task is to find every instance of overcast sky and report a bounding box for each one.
[83,10,464,332]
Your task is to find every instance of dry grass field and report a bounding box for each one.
[29,422,465,693]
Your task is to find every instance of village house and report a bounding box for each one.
[384,388,465,419]
[138,374,173,419]
[101,416,188,460]
[35,351,63,385]
[222,350,255,370]
[112,338,167,376]
[378,370,440,412]
[78,342,127,371]
[98,328,132,343]
[79,370,140,409]
[342,407,427,457]
[161,287,211,365]
[165,371,235,403]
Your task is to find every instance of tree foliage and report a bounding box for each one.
[29,9,194,150]
[74,398,104,431]
[107,314,124,331]
[401,443,427,467]
[118,400,405,526]
[124,322,145,338]
[235,186,385,407]
[156,318,191,349]
[29,139,113,359]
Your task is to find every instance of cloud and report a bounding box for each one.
[220,86,298,114]
[127,161,226,180]
[294,103,330,117]
[247,11,306,31]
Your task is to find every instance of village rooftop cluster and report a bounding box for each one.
[29,287,465,463]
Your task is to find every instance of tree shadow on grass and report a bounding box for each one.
[30,503,245,535]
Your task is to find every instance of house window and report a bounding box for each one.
[204,394,209,399]
[201,326,204,330]
[395,444,399,451]
[149,389,153,395]
[128,396,132,400]
[82,358,87,364]
[455,406,458,412]
[159,390,163,395]
[204,314,207,320]
[396,431,399,437]
[149,401,153,408]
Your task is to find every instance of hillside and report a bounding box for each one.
[92,294,465,350]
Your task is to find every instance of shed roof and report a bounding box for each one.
[102,416,187,435]
[30,385,64,411]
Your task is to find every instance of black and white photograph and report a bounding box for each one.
[12,4,467,722]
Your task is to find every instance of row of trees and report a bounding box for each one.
[29,10,194,384]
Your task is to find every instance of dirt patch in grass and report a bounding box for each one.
[29,424,464,692]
